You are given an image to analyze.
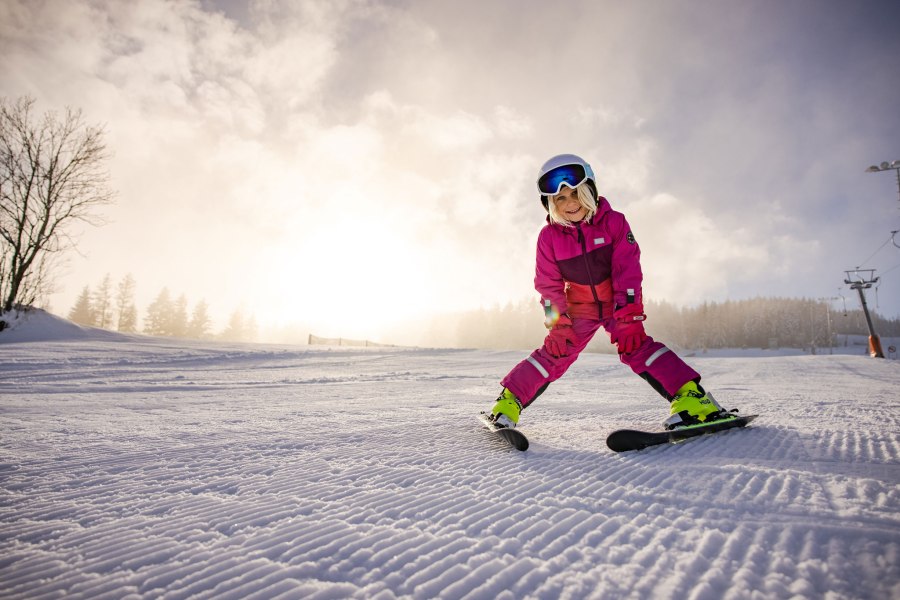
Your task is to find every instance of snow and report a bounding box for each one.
[1,310,899,599]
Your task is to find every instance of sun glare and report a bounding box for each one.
[259,219,424,341]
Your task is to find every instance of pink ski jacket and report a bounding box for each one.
[535,196,643,321]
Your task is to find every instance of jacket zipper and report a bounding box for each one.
[576,222,604,320]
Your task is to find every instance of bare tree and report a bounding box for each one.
[0,96,114,312]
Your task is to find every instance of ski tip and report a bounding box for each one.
[497,427,529,451]
[478,414,529,451]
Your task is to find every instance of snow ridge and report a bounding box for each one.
[1,332,899,599]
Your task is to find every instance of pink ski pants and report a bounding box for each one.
[501,317,700,407]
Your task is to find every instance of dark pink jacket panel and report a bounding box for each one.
[534,196,643,317]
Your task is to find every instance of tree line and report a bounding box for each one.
[422,296,900,352]
[68,274,258,342]
[642,297,900,351]
[65,283,898,349]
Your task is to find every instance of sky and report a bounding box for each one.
[1,0,899,341]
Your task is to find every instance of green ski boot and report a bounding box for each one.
[664,381,726,430]
[489,388,522,429]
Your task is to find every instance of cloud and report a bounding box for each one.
[494,105,534,139]
[592,137,658,197]
[405,109,493,149]
[626,193,769,306]
[575,106,646,130]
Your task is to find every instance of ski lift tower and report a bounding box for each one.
[843,269,884,358]
[865,159,900,205]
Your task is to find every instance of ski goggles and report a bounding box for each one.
[537,163,589,196]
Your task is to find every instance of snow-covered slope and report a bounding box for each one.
[0,308,132,343]
[1,314,898,599]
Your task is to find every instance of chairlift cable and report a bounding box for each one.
[858,233,893,266]
[877,261,900,277]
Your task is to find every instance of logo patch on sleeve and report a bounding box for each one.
[626,231,636,244]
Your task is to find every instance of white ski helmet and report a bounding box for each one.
[537,153,597,211]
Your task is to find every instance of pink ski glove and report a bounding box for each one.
[611,304,647,354]
[545,314,577,358]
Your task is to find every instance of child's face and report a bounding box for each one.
[552,186,587,222]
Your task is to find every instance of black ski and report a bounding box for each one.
[606,414,758,452]
[479,414,529,451]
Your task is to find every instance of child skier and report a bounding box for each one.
[488,153,727,431]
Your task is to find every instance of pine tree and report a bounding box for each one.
[144,288,173,336]
[245,314,259,342]
[187,300,212,339]
[221,307,258,342]
[172,294,189,337]
[68,286,96,326]
[115,274,138,333]
[221,309,245,342]
[119,302,139,334]
[92,274,113,329]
